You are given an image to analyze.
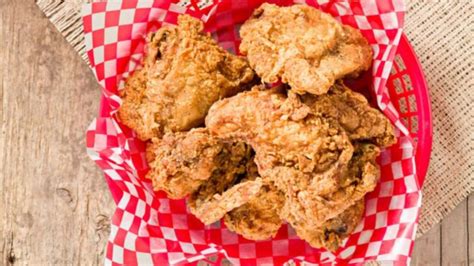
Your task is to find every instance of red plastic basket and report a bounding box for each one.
[387,34,432,185]
[94,32,433,266]
[84,1,433,264]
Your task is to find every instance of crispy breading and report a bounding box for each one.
[189,178,263,225]
[188,158,263,225]
[206,86,354,197]
[146,128,253,199]
[117,68,154,138]
[206,88,382,250]
[302,82,396,147]
[281,143,380,242]
[240,3,372,95]
[118,15,255,140]
[224,180,285,240]
[293,200,365,252]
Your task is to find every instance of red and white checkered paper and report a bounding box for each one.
[83,0,421,265]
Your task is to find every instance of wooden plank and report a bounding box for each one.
[0,1,114,265]
[441,199,468,266]
[35,0,89,63]
[468,195,474,265]
[411,223,441,266]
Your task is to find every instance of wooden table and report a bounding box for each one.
[0,1,472,265]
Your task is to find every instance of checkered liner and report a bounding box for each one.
[83,0,421,265]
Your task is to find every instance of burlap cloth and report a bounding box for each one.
[36,0,473,238]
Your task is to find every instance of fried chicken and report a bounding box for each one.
[280,143,380,237]
[240,3,372,95]
[188,155,263,225]
[146,128,253,199]
[293,200,365,252]
[224,180,285,240]
[126,7,390,252]
[118,15,255,140]
[206,86,354,197]
[117,68,152,138]
[302,82,396,147]
[206,87,382,250]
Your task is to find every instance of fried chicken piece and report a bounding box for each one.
[240,3,372,95]
[118,15,255,140]
[281,143,380,232]
[293,200,365,251]
[117,68,153,138]
[189,178,263,225]
[206,86,354,197]
[207,90,380,249]
[224,180,285,240]
[188,157,263,225]
[303,82,396,147]
[146,128,253,199]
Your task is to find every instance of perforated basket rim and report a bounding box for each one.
[396,34,433,186]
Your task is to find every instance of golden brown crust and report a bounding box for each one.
[188,156,262,225]
[240,3,372,95]
[293,199,365,252]
[146,128,253,199]
[206,86,354,196]
[206,88,382,250]
[280,143,380,238]
[117,68,157,139]
[189,178,263,225]
[303,82,397,147]
[118,15,255,140]
[224,181,285,240]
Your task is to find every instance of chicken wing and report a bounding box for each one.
[119,15,255,140]
[240,3,372,95]
[146,128,253,199]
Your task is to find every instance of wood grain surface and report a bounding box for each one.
[0,1,472,265]
[0,1,113,265]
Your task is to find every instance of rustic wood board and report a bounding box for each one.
[0,1,113,264]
